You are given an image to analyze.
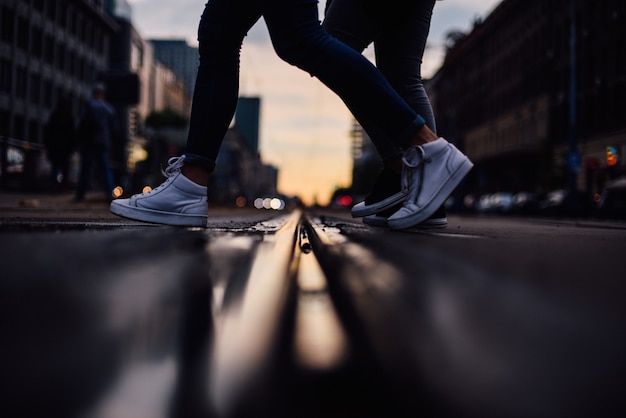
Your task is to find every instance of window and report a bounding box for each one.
[68,50,76,77]
[45,35,55,65]
[17,16,28,51]
[28,119,40,143]
[57,44,66,71]
[0,111,9,136]
[1,6,15,43]
[13,115,25,139]
[30,73,41,105]
[16,66,27,99]
[46,0,57,21]
[0,58,11,94]
[43,80,53,107]
[31,26,43,57]
[58,0,67,29]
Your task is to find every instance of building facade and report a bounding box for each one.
[211,126,278,206]
[0,0,117,162]
[429,0,626,200]
[149,39,199,99]
[234,96,261,154]
[0,0,277,202]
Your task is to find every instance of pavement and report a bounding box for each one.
[0,189,268,225]
[0,190,117,220]
[2,189,626,418]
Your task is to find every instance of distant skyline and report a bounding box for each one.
[127,0,502,205]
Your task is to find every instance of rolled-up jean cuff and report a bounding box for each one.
[183,154,216,171]
[395,116,426,147]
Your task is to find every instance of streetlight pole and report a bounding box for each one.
[568,0,580,213]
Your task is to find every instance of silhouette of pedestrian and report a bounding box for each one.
[74,83,117,202]
[44,94,76,192]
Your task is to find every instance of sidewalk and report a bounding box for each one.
[0,190,275,223]
[0,190,118,221]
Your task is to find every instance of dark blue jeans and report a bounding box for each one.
[323,0,437,163]
[75,143,114,200]
[184,0,426,171]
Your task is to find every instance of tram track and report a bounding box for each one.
[3,208,624,417]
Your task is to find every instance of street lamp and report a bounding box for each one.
[568,0,581,213]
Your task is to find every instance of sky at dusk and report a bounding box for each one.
[127,0,503,205]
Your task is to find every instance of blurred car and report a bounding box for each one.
[462,193,477,212]
[596,177,626,219]
[476,193,493,213]
[489,192,514,213]
[512,192,540,215]
[539,189,589,217]
[326,187,363,210]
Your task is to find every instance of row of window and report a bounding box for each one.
[0,1,111,143]
[432,7,626,186]
[1,54,99,98]
[0,110,45,146]
[2,4,107,54]
[0,80,95,144]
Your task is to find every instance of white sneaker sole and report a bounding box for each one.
[363,214,447,229]
[110,200,208,227]
[388,158,473,230]
[351,191,407,218]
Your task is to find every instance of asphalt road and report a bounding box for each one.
[1,191,625,418]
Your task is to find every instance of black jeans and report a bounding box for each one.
[184,0,426,171]
[324,0,437,162]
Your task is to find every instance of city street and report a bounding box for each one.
[1,192,626,418]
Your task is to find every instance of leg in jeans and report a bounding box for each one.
[185,0,425,171]
[323,0,449,225]
[324,0,436,162]
[183,0,262,171]
[111,0,471,228]
[75,148,91,201]
[374,0,437,133]
[95,143,115,198]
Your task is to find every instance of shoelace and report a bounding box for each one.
[134,156,186,197]
[401,145,430,204]
[161,155,186,177]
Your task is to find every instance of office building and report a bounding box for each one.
[430,0,626,198]
[149,39,198,98]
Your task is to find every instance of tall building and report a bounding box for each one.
[211,126,278,205]
[149,39,198,98]
[430,0,626,200]
[101,0,149,186]
[105,0,131,21]
[0,0,118,187]
[234,96,261,153]
[349,119,382,198]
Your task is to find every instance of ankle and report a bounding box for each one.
[181,164,210,187]
[403,125,439,149]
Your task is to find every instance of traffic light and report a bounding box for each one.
[607,145,619,167]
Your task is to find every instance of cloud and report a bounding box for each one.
[126,0,503,204]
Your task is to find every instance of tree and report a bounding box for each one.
[144,109,188,129]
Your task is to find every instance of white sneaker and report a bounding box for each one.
[350,168,405,218]
[110,156,208,226]
[387,138,472,230]
[363,214,448,229]
[363,204,448,229]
